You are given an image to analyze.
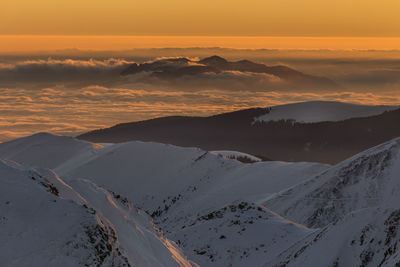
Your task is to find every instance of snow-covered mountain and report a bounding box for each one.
[2,132,400,266]
[256,101,398,123]
[0,156,195,266]
[264,137,400,227]
[0,133,327,266]
[264,137,400,266]
[58,141,325,266]
[0,132,100,170]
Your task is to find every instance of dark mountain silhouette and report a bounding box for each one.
[78,106,400,164]
[121,56,340,90]
[198,55,229,66]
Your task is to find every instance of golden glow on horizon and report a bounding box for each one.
[1,36,400,52]
[1,0,400,37]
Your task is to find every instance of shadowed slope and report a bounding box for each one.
[78,105,400,164]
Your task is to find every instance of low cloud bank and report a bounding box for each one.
[0,58,133,87]
[0,57,291,91]
[2,56,400,92]
[1,85,399,143]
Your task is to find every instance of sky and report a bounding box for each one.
[1,0,400,52]
[2,36,400,52]
[1,0,400,37]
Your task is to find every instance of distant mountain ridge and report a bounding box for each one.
[78,101,400,164]
[121,56,340,90]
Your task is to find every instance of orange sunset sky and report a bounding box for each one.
[1,0,400,51]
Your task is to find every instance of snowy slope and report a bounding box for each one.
[157,201,314,266]
[256,101,398,123]
[264,137,400,228]
[269,207,400,267]
[58,141,327,266]
[210,150,262,162]
[0,159,196,267]
[0,132,102,170]
[0,134,327,211]
[264,137,400,266]
[0,133,328,266]
[0,159,129,267]
[7,132,400,266]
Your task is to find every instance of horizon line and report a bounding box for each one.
[2,35,400,38]
[1,35,400,52]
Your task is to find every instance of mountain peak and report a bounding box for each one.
[198,55,228,65]
[160,57,191,63]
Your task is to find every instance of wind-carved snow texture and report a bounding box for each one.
[154,201,312,267]
[2,132,400,266]
[0,158,196,267]
[264,137,400,266]
[0,160,131,267]
[210,151,262,163]
[265,138,400,228]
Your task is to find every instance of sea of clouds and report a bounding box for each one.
[1,51,399,142]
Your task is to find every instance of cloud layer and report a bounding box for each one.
[1,85,399,143]
[1,52,400,142]
[0,58,133,88]
[0,57,291,91]
[2,55,400,92]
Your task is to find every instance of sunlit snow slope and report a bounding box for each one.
[0,158,195,267]
[256,101,398,123]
